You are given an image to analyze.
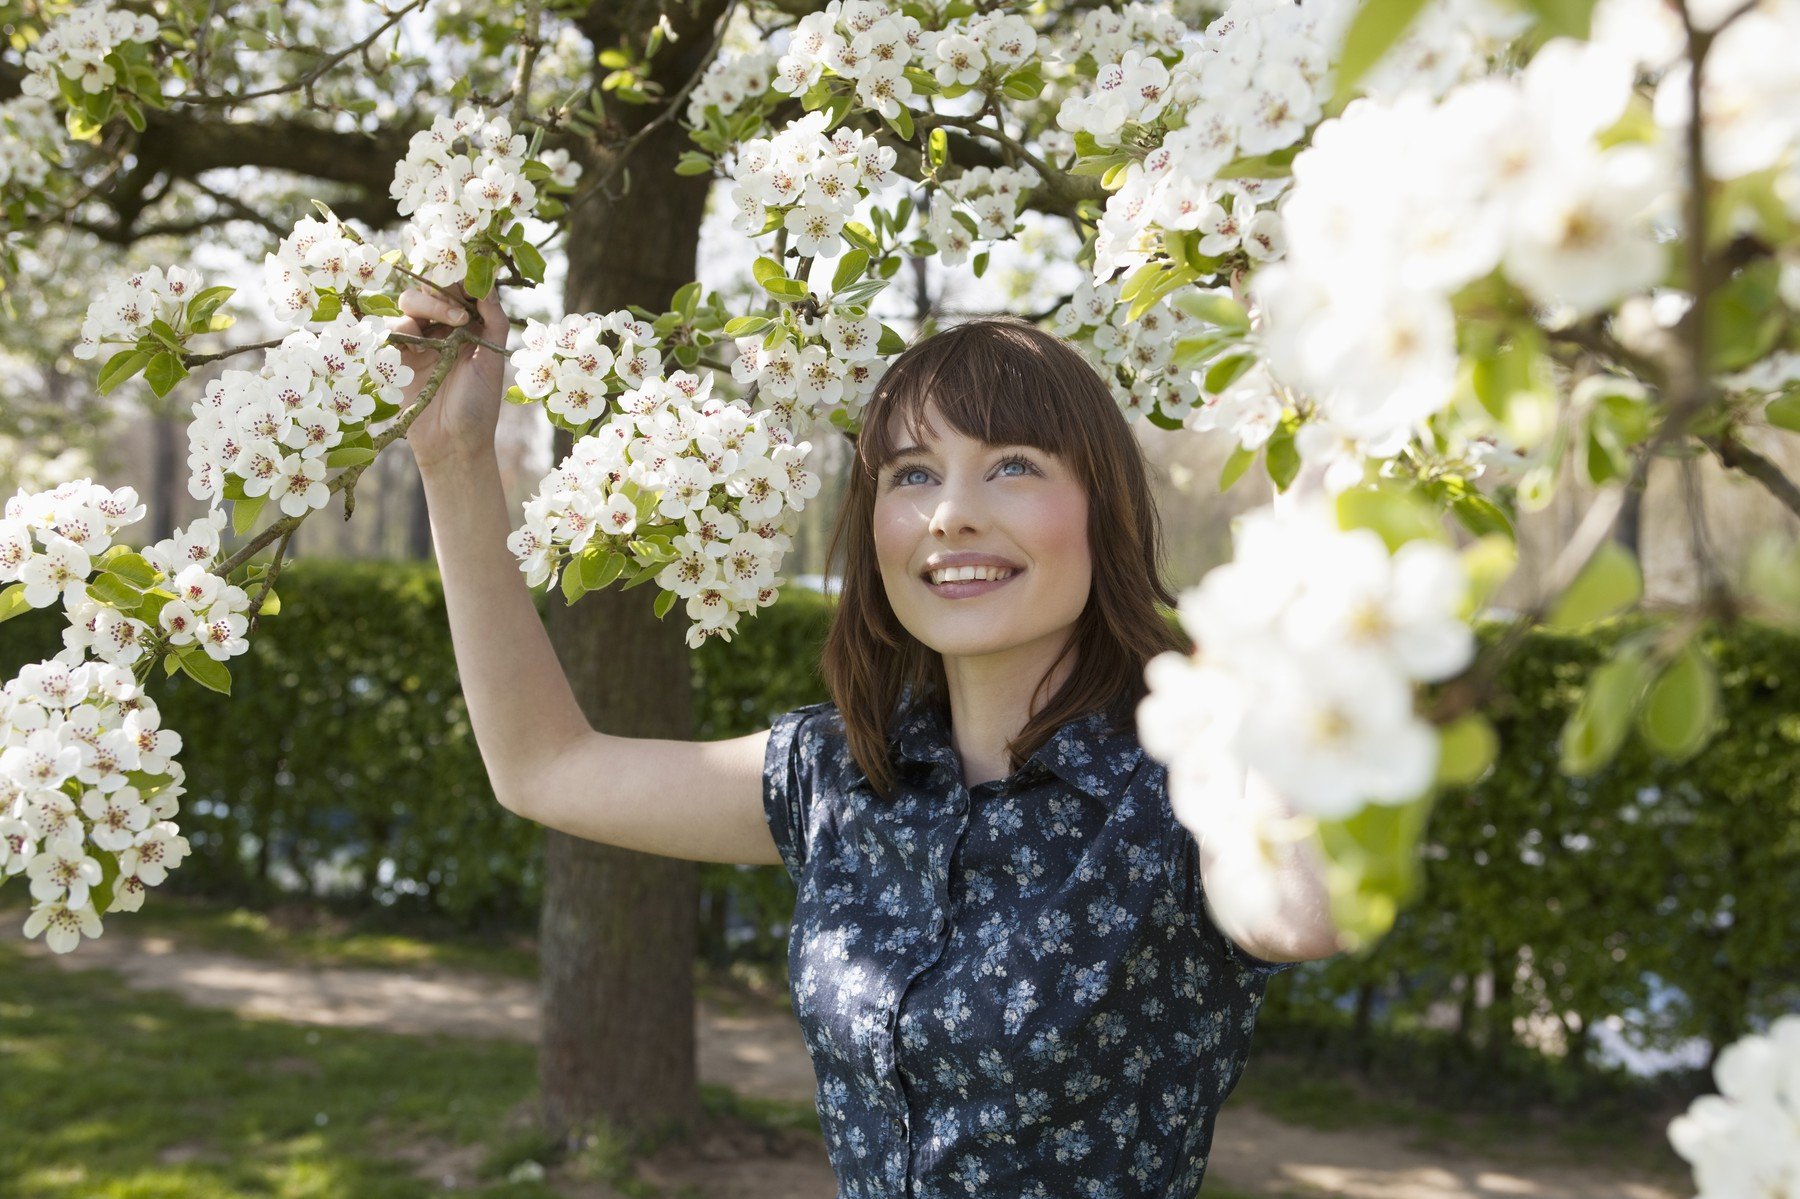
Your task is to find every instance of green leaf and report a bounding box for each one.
[1460,534,1518,619]
[1203,353,1254,395]
[889,104,914,141]
[672,280,701,320]
[595,551,627,589]
[1519,0,1601,42]
[752,256,787,287]
[653,587,679,620]
[1450,492,1515,540]
[232,495,266,538]
[762,277,809,300]
[1637,642,1718,761]
[1218,444,1256,492]
[1546,541,1642,631]
[1334,0,1433,102]
[356,292,403,317]
[1336,485,1443,552]
[723,315,771,337]
[1766,387,1800,432]
[464,253,496,299]
[514,242,547,284]
[1559,642,1651,776]
[876,324,906,355]
[1265,423,1301,492]
[145,352,188,397]
[97,348,155,395]
[832,248,871,294]
[927,126,948,170]
[1172,291,1250,332]
[310,292,341,323]
[561,561,588,604]
[184,285,235,331]
[999,69,1044,100]
[1433,714,1498,788]
[104,551,159,588]
[177,649,232,696]
[675,150,715,176]
[325,446,378,469]
[0,582,31,624]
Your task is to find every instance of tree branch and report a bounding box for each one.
[1704,432,1800,520]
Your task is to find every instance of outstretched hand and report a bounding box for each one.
[388,282,509,470]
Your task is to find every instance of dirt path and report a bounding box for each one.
[1,922,1687,1199]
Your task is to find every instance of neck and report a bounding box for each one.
[939,630,1076,788]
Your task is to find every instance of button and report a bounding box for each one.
[932,912,948,937]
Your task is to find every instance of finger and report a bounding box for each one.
[473,291,507,337]
[401,284,468,326]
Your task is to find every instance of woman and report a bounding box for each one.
[395,285,1313,1198]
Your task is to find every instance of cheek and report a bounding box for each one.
[1034,489,1091,583]
[871,497,916,576]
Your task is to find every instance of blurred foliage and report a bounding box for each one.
[4,567,1794,1073]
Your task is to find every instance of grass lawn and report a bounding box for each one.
[0,889,543,982]
[0,934,564,1198]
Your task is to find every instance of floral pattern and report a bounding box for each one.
[764,693,1294,1198]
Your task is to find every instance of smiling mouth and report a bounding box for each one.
[922,568,1025,597]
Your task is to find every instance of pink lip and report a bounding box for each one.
[924,569,1024,599]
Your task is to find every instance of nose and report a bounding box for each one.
[926,474,982,540]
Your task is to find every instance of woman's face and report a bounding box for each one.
[872,401,1091,663]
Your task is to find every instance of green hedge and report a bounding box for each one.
[4,562,1795,1074]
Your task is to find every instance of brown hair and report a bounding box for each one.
[818,316,1187,800]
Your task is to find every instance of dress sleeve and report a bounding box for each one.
[762,702,827,886]
[1171,821,1299,980]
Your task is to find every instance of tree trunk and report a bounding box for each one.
[149,410,183,543]
[535,12,722,1143]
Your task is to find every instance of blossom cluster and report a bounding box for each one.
[511,308,665,428]
[1251,36,1679,461]
[0,657,190,954]
[0,97,62,191]
[1049,278,1209,425]
[769,1,1037,112]
[728,308,888,432]
[16,1,160,100]
[1063,2,1189,65]
[727,110,899,257]
[1138,499,1474,835]
[1666,1013,1800,1197]
[1,480,147,611]
[925,164,1041,268]
[508,381,822,650]
[390,106,544,285]
[68,265,205,362]
[685,48,778,125]
[262,215,395,325]
[185,314,412,513]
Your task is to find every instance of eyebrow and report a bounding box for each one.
[889,442,1034,461]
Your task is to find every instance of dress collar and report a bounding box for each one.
[847,691,1145,798]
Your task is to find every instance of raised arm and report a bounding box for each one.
[397,285,781,867]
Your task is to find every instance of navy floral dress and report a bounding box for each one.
[762,693,1296,1199]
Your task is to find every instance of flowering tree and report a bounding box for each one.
[3,0,1797,1169]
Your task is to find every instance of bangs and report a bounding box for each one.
[858,323,1086,475]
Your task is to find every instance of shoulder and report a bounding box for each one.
[768,699,844,762]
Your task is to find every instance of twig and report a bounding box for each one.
[569,0,741,213]
[510,0,545,131]
[214,323,482,577]
[176,0,432,106]
[244,525,294,635]
[183,337,286,367]
[1704,432,1800,519]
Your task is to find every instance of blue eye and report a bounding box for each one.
[886,453,1040,488]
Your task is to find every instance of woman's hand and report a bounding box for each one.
[388,282,509,470]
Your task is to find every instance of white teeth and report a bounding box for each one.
[928,565,1016,585]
